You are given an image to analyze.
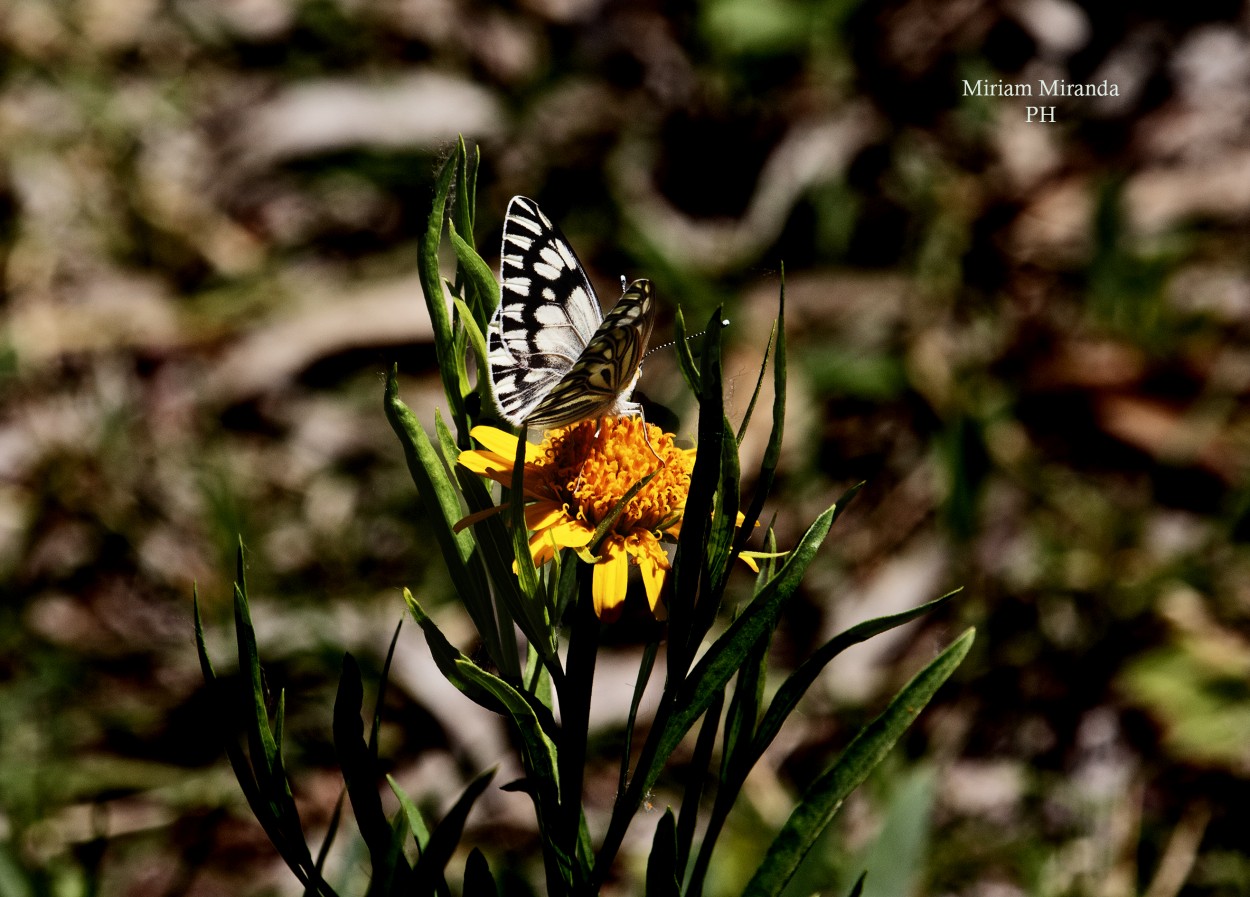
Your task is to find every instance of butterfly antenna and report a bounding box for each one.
[643,317,730,360]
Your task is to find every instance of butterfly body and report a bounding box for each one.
[487,196,655,430]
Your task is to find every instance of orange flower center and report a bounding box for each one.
[536,417,691,536]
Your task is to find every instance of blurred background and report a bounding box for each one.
[4,0,1250,895]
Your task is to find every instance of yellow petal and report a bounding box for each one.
[525,500,568,531]
[470,425,541,463]
[592,537,630,621]
[453,502,507,533]
[457,449,511,476]
[529,517,593,567]
[627,532,670,614]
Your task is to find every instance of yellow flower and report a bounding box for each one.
[458,417,696,621]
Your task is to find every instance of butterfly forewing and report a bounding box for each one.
[488,197,603,426]
[487,196,656,431]
[524,279,655,429]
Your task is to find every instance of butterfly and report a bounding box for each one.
[487,196,656,430]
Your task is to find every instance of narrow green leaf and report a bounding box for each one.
[846,872,867,897]
[735,323,774,447]
[672,306,702,398]
[418,149,465,431]
[742,628,975,897]
[232,579,277,781]
[751,588,960,764]
[450,225,499,322]
[669,306,727,672]
[507,429,544,614]
[721,627,768,783]
[434,412,518,672]
[369,620,403,758]
[387,775,431,854]
[333,653,409,891]
[403,589,507,716]
[463,848,499,897]
[197,590,334,895]
[384,370,495,635]
[619,639,659,798]
[307,791,346,897]
[451,660,575,892]
[735,273,786,553]
[412,767,497,892]
[645,810,680,897]
[676,691,723,872]
[452,296,493,420]
[704,417,741,601]
[647,493,852,798]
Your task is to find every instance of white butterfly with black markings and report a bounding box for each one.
[487,196,656,430]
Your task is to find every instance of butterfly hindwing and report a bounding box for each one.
[524,279,655,429]
[488,197,602,425]
[488,196,655,430]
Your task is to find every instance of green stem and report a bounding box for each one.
[559,564,600,892]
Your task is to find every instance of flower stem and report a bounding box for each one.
[558,562,600,890]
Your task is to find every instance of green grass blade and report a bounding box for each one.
[735,322,775,447]
[384,370,496,635]
[669,306,726,672]
[463,848,498,897]
[418,148,465,432]
[735,274,786,553]
[675,690,723,872]
[387,775,431,854]
[450,225,499,327]
[403,589,507,715]
[741,628,975,897]
[332,653,409,891]
[369,619,403,758]
[645,810,680,897]
[671,306,702,398]
[751,588,961,764]
[412,767,496,892]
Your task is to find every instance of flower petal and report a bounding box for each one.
[529,517,593,567]
[627,532,670,615]
[592,537,630,621]
[470,425,540,463]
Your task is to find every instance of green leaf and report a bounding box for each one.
[452,660,576,892]
[418,147,465,433]
[412,767,497,893]
[676,690,723,871]
[403,589,507,716]
[463,848,499,897]
[384,370,495,641]
[369,620,403,758]
[333,653,411,892]
[653,495,852,795]
[856,767,934,897]
[742,628,975,897]
[735,321,774,447]
[195,589,336,896]
[450,225,499,326]
[672,306,702,397]
[704,417,741,601]
[645,810,681,897]
[750,589,959,765]
[736,273,786,553]
[619,639,659,798]
[669,305,727,670]
[387,775,431,855]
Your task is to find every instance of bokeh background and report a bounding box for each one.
[4,0,1250,894]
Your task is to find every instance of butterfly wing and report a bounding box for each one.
[523,279,656,429]
[488,196,603,426]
